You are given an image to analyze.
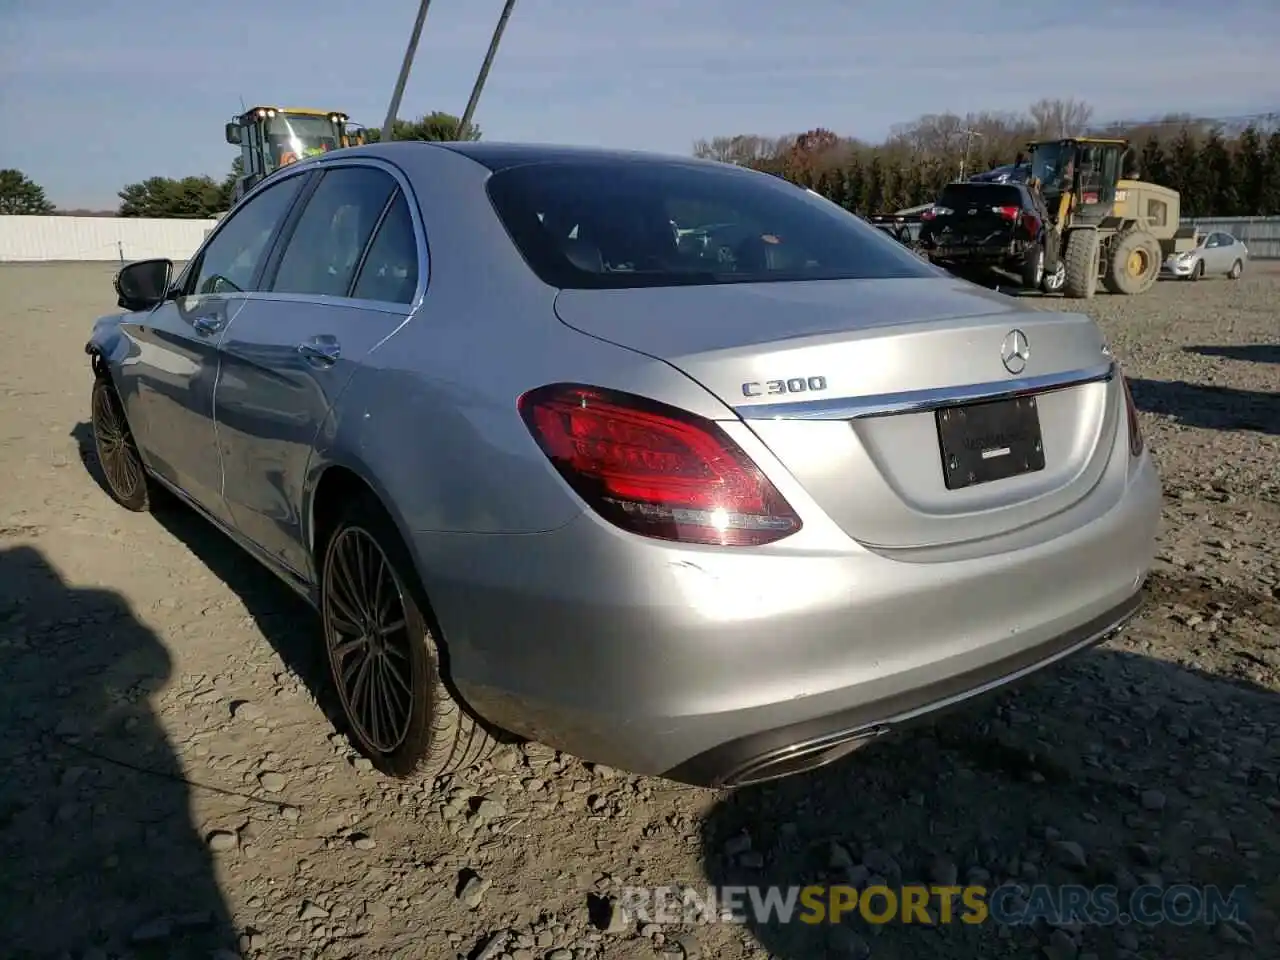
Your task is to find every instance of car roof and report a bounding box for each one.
[351,139,739,174]
[437,141,731,172]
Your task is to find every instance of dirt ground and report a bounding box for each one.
[1,262,1277,960]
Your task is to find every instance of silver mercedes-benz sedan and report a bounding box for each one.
[86,141,1161,788]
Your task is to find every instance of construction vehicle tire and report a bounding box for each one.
[1102,229,1161,295]
[1062,229,1099,299]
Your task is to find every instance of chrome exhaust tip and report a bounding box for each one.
[723,724,891,788]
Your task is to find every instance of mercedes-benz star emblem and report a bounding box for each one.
[1001,328,1030,375]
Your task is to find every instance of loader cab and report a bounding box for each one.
[1028,137,1126,226]
[225,106,365,203]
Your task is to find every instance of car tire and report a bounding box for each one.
[1041,261,1066,293]
[90,376,153,513]
[1020,246,1045,289]
[1062,229,1099,299]
[1189,260,1204,282]
[320,492,498,781]
[1229,259,1244,280]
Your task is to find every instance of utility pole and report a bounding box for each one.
[958,128,983,180]
[382,0,434,143]
[458,0,518,139]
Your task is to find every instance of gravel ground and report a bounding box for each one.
[0,262,1277,960]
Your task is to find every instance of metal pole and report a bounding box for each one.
[458,0,518,139]
[958,129,982,180]
[382,0,434,142]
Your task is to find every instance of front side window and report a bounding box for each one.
[486,161,935,290]
[189,173,305,296]
[271,166,398,297]
[1030,141,1070,189]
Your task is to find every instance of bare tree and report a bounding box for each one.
[1028,98,1095,139]
[692,134,790,166]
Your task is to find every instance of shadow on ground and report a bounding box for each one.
[698,575,1280,959]
[0,544,239,958]
[1127,378,1279,435]
[69,421,345,736]
[1184,345,1280,366]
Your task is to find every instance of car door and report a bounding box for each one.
[119,171,310,520]
[1201,232,1227,273]
[1213,233,1240,273]
[214,160,425,579]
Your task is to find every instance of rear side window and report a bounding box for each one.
[271,166,397,297]
[937,184,1025,209]
[352,190,420,304]
[486,161,935,290]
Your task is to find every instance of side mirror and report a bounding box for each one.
[225,122,242,145]
[115,258,174,312]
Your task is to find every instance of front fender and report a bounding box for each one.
[84,313,131,379]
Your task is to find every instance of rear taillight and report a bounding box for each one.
[1121,375,1143,457]
[993,205,1020,220]
[921,205,952,221]
[518,384,802,546]
[1021,213,1041,238]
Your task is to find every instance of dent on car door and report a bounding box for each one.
[214,163,424,578]
[120,172,309,520]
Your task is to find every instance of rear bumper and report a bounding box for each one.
[413,451,1161,787]
[924,241,1027,264]
[666,589,1143,786]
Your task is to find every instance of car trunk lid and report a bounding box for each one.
[553,277,1119,550]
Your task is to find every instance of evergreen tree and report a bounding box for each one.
[1234,127,1266,216]
[1138,137,1170,187]
[864,156,885,215]
[1199,130,1238,216]
[1167,129,1201,216]
[841,159,866,213]
[0,169,56,214]
[1261,131,1280,215]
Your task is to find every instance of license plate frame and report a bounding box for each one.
[936,394,1046,490]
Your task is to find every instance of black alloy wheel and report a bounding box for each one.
[90,378,150,511]
[323,525,416,754]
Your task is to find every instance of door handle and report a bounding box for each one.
[298,338,341,365]
[192,315,223,335]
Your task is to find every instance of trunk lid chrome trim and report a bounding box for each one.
[734,361,1115,421]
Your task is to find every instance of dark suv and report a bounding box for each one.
[918,181,1055,290]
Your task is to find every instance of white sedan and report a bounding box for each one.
[1162,230,1250,280]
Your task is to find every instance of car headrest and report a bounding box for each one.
[563,237,604,274]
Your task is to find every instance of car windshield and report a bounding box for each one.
[485,160,937,289]
[265,113,340,169]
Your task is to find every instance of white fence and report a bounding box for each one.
[0,215,218,263]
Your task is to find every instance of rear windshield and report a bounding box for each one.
[937,183,1024,209]
[485,160,937,290]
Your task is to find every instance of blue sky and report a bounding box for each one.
[3,0,1277,209]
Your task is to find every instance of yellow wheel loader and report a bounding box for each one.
[224,106,368,204]
[1027,136,1198,299]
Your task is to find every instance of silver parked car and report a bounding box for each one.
[1161,230,1249,280]
[86,141,1161,788]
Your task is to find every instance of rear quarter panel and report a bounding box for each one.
[300,146,733,548]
